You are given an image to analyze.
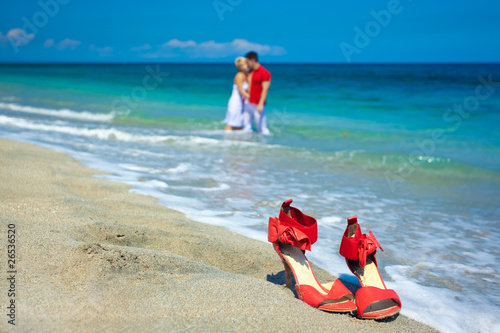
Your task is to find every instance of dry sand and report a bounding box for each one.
[0,138,438,332]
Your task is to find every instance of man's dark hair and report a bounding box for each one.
[245,51,258,62]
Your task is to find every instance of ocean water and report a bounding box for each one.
[0,63,499,332]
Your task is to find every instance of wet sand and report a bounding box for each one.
[0,138,438,332]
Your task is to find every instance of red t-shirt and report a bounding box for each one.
[249,64,271,105]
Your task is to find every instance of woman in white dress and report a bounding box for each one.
[224,57,249,130]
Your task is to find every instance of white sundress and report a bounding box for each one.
[224,81,248,127]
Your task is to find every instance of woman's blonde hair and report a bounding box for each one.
[235,57,246,70]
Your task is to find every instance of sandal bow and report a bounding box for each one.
[340,216,383,268]
[358,230,383,268]
[268,199,318,254]
[268,218,312,251]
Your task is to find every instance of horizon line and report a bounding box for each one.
[1,61,499,65]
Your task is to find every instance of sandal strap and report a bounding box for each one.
[268,199,318,252]
[325,279,354,301]
[339,216,383,268]
[296,279,354,308]
[355,286,401,316]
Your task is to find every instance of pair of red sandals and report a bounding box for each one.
[268,199,401,319]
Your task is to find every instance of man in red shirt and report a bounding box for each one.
[243,51,271,135]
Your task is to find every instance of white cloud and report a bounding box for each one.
[230,38,286,55]
[43,38,81,50]
[131,43,152,52]
[162,39,197,48]
[44,39,55,48]
[3,28,35,48]
[90,45,113,57]
[145,38,286,59]
[57,38,81,50]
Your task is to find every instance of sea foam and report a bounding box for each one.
[0,115,276,149]
[0,102,116,122]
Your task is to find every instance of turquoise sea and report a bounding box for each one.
[0,63,499,332]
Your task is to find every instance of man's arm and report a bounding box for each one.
[257,80,271,113]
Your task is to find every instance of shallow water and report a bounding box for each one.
[1,63,499,333]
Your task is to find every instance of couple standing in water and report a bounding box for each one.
[224,51,271,135]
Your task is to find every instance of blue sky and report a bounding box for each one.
[0,0,499,63]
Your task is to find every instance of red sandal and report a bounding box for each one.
[339,216,401,319]
[269,199,356,313]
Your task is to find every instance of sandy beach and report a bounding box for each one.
[0,137,438,332]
